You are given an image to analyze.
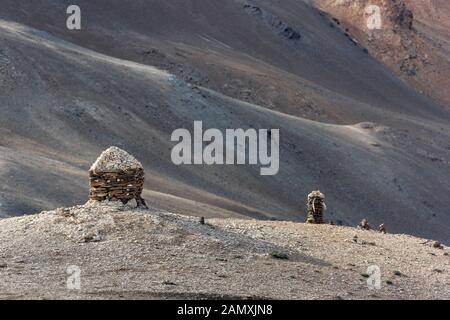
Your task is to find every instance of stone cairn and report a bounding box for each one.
[358,219,371,230]
[89,146,147,207]
[306,190,326,224]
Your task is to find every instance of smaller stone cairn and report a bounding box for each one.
[306,190,326,224]
[89,146,147,207]
[379,223,386,234]
[358,219,371,230]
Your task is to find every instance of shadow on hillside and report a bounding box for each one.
[155,210,331,267]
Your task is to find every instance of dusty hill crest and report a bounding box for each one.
[0,202,448,299]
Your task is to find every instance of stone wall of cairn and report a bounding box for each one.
[89,168,146,206]
[306,190,326,224]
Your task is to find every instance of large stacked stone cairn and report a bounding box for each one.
[306,190,326,224]
[89,146,147,207]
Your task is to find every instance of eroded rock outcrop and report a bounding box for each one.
[314,0,450,106]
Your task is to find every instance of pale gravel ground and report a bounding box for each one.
[0,201,448,300]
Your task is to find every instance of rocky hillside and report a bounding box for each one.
[0,202,448,299]
[314,0,450,107]
[1,1,450,244]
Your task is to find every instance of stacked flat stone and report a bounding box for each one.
[306,190,326,224]
[89,146,147,207]
[358,219,371,230]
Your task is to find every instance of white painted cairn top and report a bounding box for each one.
[90,146,143,173]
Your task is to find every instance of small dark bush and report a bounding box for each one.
[269,251,289,260]
[361,273,370,278]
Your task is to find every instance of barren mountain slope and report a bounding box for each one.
[0,203,448,300]
[314,0,450,108]
[406,0,450,35]
[1,0,447,121]
[0,1,450,244]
